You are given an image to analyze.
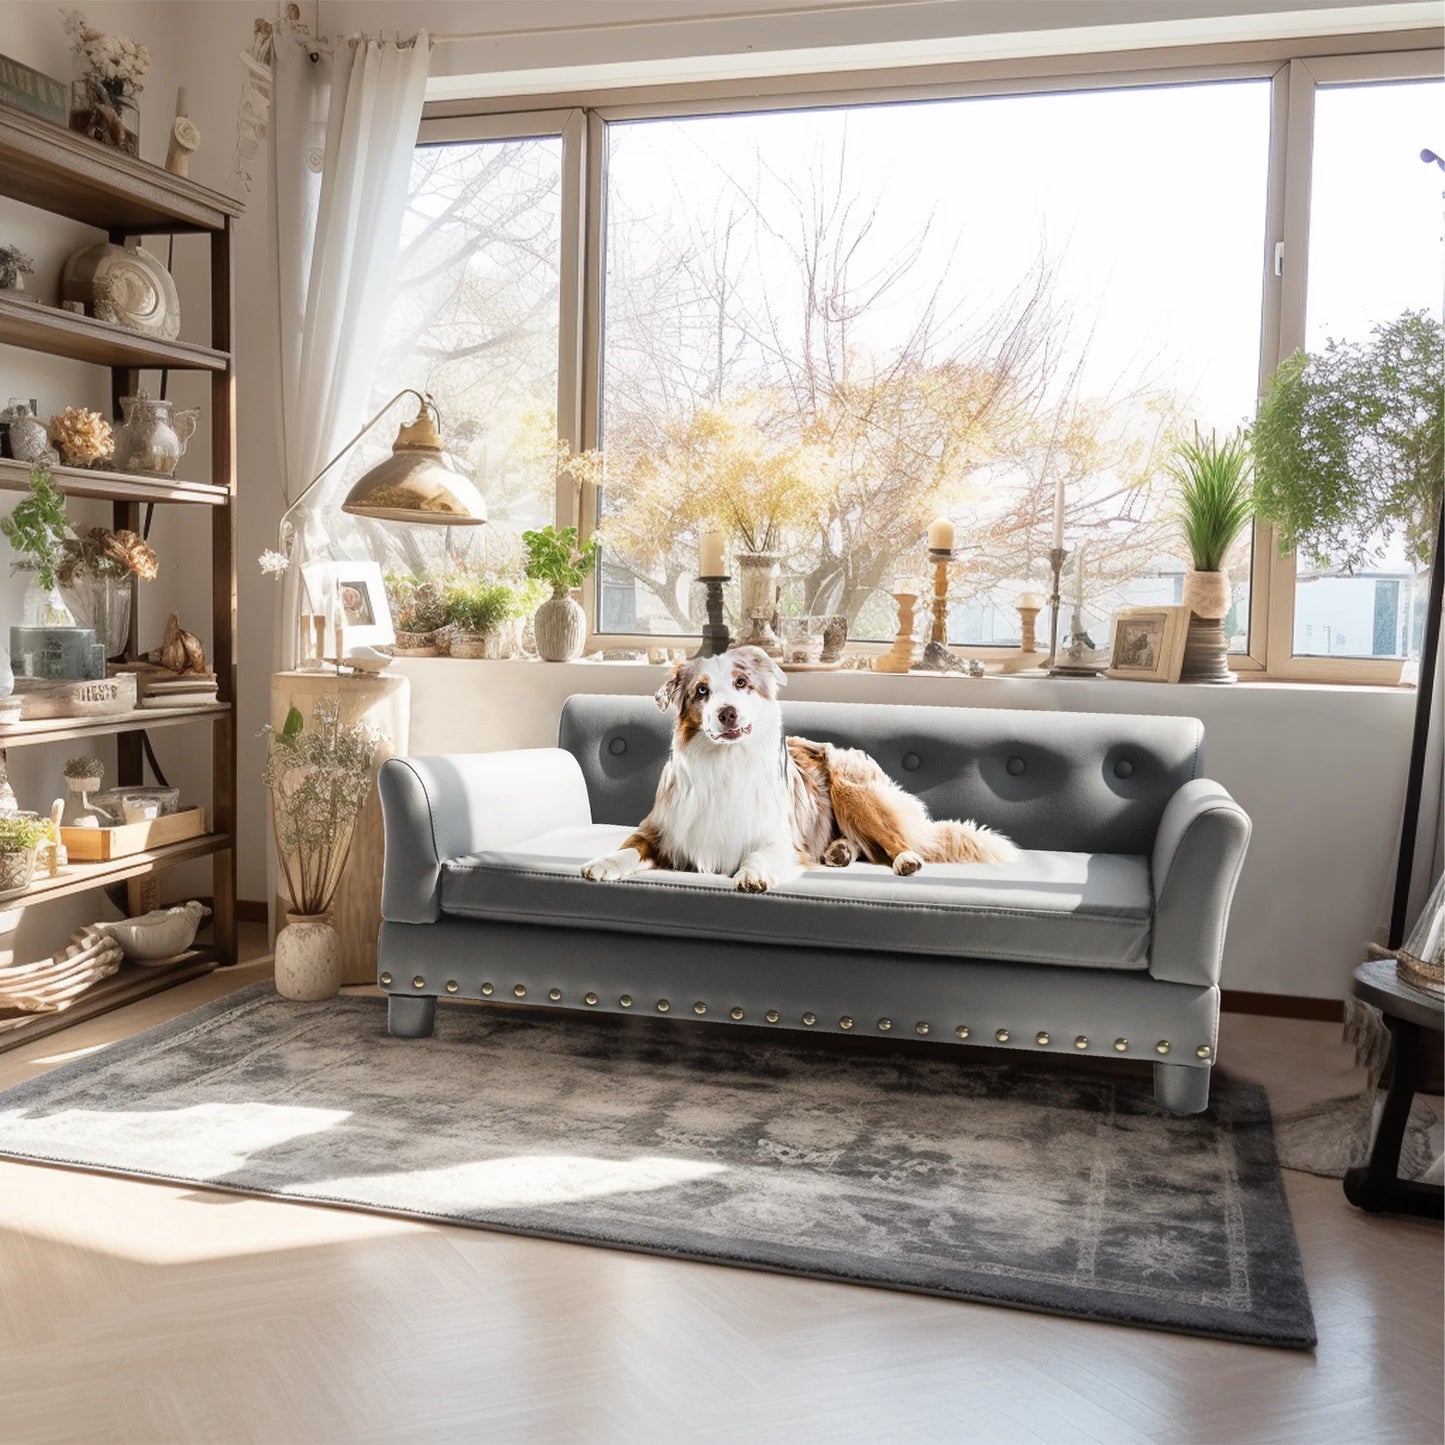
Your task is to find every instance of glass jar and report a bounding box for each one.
[69,74,140,157]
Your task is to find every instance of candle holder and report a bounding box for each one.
[875,592,921,673]
[1045,546,1069,670]
[1017,600,1041,654]
[696,574,731,658]
[927,546,956,645]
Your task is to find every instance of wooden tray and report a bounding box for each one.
[61,806,206,861]
[12,672,137,719]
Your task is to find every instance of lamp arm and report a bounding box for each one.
[277,389,439,556]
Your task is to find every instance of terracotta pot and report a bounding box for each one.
[1181,569,1232,621]
[534,593,587,662]
[274,912,341,1001]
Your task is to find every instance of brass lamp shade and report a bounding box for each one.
[340,411,487,526]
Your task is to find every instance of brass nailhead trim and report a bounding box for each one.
[1114,1038,1128,1052]
[802,1012,816,1026]
[1036,1031,1050,1047]
[1197,1044,1212,1059]
[766,1010,780,1023]
[656,999,670,1012]
[412,977,425,989]
[995,1028,1009,1043]
[839,1016,854,1029]
[1156,1041,1171,1055]
[549,988,562,1001]
[584,993,598,1006]
[379,972,392,986]
[915,1022,929,1035]
[730,1007,744,1020]
[481,982,494,996]
[693,1002,707,1015]
[445,980,459,994]
[513,985,526,998]
[954,1025,969,1040]
[1074,1036,1089,1050]
[877,1018,892,1031]
[619,994,632,1007]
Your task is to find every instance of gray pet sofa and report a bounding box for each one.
[376,696,1250,1114]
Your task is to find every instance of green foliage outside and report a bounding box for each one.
[1,464,69,590]
[1169,428,1254,572]
[1252,310,1444,571]
[522,525,599,598]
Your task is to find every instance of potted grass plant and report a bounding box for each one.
[0,812,49,897]
[443,579,529,659]
[523,525,599,662]
[1171,427,1254,621]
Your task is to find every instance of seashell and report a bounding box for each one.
[93,900,210,963]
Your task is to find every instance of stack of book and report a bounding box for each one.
[114,663,220,710]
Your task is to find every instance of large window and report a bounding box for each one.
[597,84,1270,643]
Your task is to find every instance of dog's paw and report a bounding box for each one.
[732,865,775,893]
[821,838,856,868]
[581,855,627,882]
[892,850,923,876]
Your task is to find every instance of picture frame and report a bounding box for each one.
[300,560,395,650]
[1106,605,1189,684]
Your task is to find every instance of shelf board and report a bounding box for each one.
[0,703,230,749]
[0,953,220,1056]
[0,106,241,234]
[4,833,231,908]
[0,295,228,372]
[0,456,229,506]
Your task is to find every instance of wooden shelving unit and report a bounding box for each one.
[0,108,242,1054]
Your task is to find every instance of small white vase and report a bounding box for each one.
[534,593,586,662]
[274,912,341,1001]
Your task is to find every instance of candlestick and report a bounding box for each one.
[1074,541,1086,611]
[698,530,726,578]
[1052,477,1065,551]
[1016,599,1041,654]
[1046,545,1069,670]
[927,546,957,647]
[875,592,921,673]
[928,516,955,551]
[696,574,731,658]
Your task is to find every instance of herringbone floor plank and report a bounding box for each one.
[0,943,1439,1444]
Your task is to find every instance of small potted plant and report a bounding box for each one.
[0,812,49,897]
[61,756,108,826]
[523,525,599,662]
[385,573,447,657]
[443,580,529,659]
[1,464,75,627]
[1170,427,1253,623]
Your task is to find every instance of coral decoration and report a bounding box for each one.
[46,407,113,468]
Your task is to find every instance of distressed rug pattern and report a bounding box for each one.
[0,985,1314,1347]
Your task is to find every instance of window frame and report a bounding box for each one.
[417,28,1443,681]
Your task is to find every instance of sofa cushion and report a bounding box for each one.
[440,824,1152,970]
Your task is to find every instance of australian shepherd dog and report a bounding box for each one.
[581,646,1016,892]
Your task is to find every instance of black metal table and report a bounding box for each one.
[1343,958,1444,1220]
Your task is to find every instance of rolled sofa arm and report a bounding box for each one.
[1149,778,1252,988]
[379,750,592,924]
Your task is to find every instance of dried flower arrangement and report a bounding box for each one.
[47,407,113,469]
[262,696,381,916]
[0,246,35,291]
[58,526,159,584]
[63,9,152,95]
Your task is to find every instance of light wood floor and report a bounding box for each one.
[0,934,1440,1445]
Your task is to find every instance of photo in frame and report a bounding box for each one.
[300,560,395,649]
[1106,605,1189,683]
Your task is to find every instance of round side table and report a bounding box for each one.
[1342,958,1443,1220]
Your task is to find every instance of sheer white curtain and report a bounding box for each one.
[270,28,431,666]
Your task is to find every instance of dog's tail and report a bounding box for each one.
[918,818,1017,865]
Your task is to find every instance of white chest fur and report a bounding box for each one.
[662,725,792,875]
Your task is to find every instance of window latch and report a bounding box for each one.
[1273,241,1285,277]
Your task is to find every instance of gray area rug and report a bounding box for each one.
[0,984,1314,1348]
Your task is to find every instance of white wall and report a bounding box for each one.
[392,657,1417,1003]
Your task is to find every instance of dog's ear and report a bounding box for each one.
[732,645,787,694]
[653,662,686,713]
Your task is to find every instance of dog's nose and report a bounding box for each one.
[716,705,738,729]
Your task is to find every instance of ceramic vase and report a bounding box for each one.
[0,844,37,897]
[737,552,783,656]
[274,912,341,1001]
[1181,570,1232,621]
[61,775,107,826]
[534,593,586,662]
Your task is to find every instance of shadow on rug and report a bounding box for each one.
[0,983,1314,1348]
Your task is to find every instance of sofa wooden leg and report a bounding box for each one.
[388,994,437,1039]
[1154,1061,1210,1114]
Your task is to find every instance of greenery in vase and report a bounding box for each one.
[384,573,448,635]
[62,756,104,781]
[0,813,48,855]
[1252,310,1444,571]
[443,579,532,634]
[262,695,381,917]
[1,465,69,591]
[522,525,600,599]
[1168,428,1254,573]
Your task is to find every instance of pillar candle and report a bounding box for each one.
[1052,478,1065,550]
[928,517,955,551]
[698,530,726,577]
[1017,592,1045,611]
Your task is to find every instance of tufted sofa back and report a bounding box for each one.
[558,695,1203,856]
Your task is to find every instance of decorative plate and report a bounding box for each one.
[60,241,180,340]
